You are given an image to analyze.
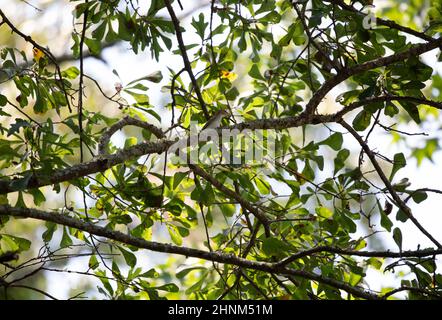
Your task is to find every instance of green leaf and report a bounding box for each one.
[0,235,19,252]
[337,210,357,233]
[168,225,182,245]
[248,64,265,81]
[124,137,138,149]
[97,270,114,295]
[334,149,350,175]
[389,153,406,181]
[384,103,399,117]
[29,188,46,206]
[165,198,183,216]
[321,132,343,151]
[173,172,188,190]
[60,227,73,248]
[127,83,149,91]
[89,255,99,270]
[393,227,402,251]
[225,87,239,100]
[191,13,208,40]
[366,257,383,270]
[0,94,7,106]
[278,21,304,46]
[124,90,149,104]
[278,24,296,47]
[262,237,291,258]
[92,21,107,41]
[155,283,179,292]
[140,268,159,278]
[190,179,203,202]
[201,183,215,206]
[42,221,57,242]
[7,118,31,136]
[396,208,409,222]
[380,210,393,232]
[84,37,101,55]
[126,71,163,86]
[5,235,31,252]
[119,246,137,268]
[255,177,270,195]
[185,270,209,294]
[399,101,421,124]
[148,0,167,16]
[218,203,236,217]
[0,194,8,205]
[62,66,80,79]
[352,110,371,131]
[261,11,281,23]
[117,14,132,41]
[292,22,305,45]
[238,33,247,52]
[176,267,207,279]
[411,190,428,204]
[316,206,333,219]
[302,160,315,180]
[15,191,27,208]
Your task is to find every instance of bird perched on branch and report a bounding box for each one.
[171,109,230,161]
[201,109,230,131]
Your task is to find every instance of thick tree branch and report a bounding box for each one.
[303,38,442,116]
[0,204,379,300]
[382,286,441,299]
[0,139,174,194]
[98,116,166,155]
[0,99,409,196]
[276,245,442,268]
[0,90,439,195]
[1,38,441,196]
[331,95,442,119]
[0,115,317,195]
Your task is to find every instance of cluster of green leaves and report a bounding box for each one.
[72,0,175,59]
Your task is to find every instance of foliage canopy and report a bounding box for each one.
[1,0,442,300]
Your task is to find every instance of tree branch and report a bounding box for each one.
[188,164,272,237]
[303,38,442,117]
[163,0,210,120]
[0,139,175,194]
[339,120,442,248]
[98,116,166,155]
[0,90,439,196]
[381,286,442,299]
[276,245,442,268]
[0,204,380,300]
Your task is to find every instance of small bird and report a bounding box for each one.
[171,109,230,162]
[201,109,230,131]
